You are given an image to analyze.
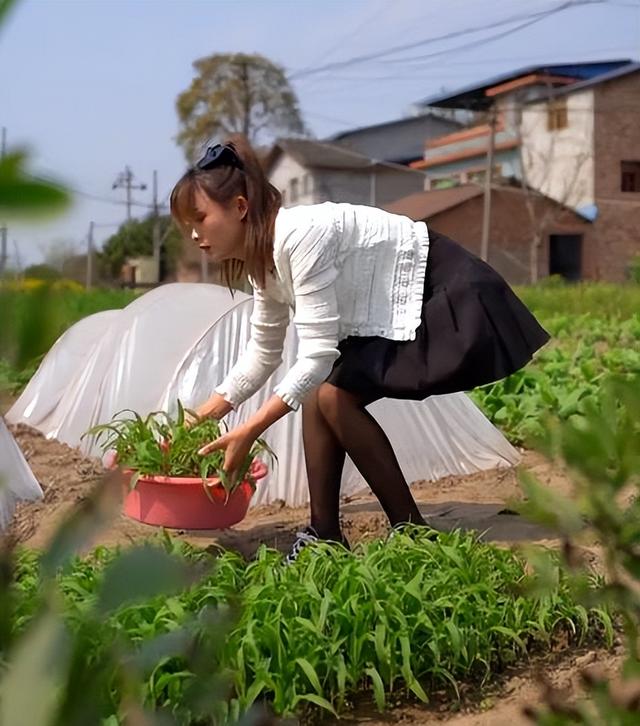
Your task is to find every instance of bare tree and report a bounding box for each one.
[518,95,592,283]
[38,238,79,273]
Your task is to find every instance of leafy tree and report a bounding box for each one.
[22,263,61,281]
[99,215,183,280]
[176,52,306,160]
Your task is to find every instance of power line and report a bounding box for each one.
[304,110,363,127]
[294,0,392,79]
[74,187,162,210]
[31,166,165,212]
[406,47,639,67]
[365,3,606,66]
[112,166,148,221]
[288,0,603,80]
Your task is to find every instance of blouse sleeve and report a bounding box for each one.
[214,284,290,408]
[272,219,341,411]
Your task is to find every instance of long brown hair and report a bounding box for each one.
[170,134,281,289]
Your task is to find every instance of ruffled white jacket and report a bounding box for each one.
[215,202,430,410]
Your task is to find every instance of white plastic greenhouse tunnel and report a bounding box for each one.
[0,417,43,530]
[6,282,520,511]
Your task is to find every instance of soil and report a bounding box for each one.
[6,423,573,554]
[4,421,624,724]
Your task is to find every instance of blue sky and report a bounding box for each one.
[1,0,639,267]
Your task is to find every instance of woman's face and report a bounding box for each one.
[190,188,248,261]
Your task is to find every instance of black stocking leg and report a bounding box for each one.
[315,383,426,527]
[301,388,347,540]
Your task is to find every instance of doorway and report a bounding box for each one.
[549,234,583,281]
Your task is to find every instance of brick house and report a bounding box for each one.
[410,60,640,281]
[385,184,592,285]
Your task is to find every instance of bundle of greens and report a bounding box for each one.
[84,401,274,494]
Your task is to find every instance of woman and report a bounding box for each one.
[170,135,549,562]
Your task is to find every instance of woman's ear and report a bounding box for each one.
[236,195,249,221]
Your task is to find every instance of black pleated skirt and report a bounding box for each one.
[325,230,550,400]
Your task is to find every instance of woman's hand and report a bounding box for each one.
[186,393,234,427]
[198,423,257,484]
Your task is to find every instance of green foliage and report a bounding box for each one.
[472,304,640,444]
[0,486,244,726]
[0,150,69,219]
[0,284,65,374]
[7,528,607,723]
[628,254,640,284]
[0,286,135,393]
[84,404,275,493]
[515,376,640,723]
[22,263,62,281]
[0,0,18,26]
[99,214,183,279]
[175,52,306,159]
[517,283,640,320]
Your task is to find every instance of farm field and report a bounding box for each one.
[2,280,639,724]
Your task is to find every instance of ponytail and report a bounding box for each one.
[170,134,281,290]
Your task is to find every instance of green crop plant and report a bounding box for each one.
[512,375,640,723]
[84,401,276,495]
[8,527,612,723]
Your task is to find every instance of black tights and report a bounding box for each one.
[302,383,426,540]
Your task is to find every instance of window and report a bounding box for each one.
[467,164,503,184]
[547,98,568,131]
[621,161,640,192]
[290,178,299,203]
[302,173,312,196]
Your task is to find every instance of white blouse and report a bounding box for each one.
[215,202,430,411]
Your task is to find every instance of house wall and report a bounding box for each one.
[269,159,425,208]
[426,148,521,183]
[520,89,595,212]
[423,188,592,284]
[314,167,424,206]
[592,71,640,280]
[333,115,461,163]
[269,154,316,206]
[125,256,158,285]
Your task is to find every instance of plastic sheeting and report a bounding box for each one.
[0,417,43,531]
[7,282,520,508]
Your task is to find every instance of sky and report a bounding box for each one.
[1,0,639,268]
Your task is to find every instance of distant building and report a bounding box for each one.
[329,113,462,165]
[386,183,592,284]
[266,137,427,208]
[410,60,640,281]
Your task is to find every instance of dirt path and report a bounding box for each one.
[331,647,623,725]
[7,423,572,554]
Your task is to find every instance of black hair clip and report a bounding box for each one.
[195,144,244,171]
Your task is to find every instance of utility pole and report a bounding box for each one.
[86,221,94,289]
[12,239,22,275]
[112,166,147,221]
[480,106,498,262]
[0,127,8,275]
[151,170,162,284]
[369,161,377,207]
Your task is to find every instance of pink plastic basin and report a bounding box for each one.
[122,460,268,529]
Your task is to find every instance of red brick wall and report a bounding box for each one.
[426,188,591,284]
[593,71,640,281]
